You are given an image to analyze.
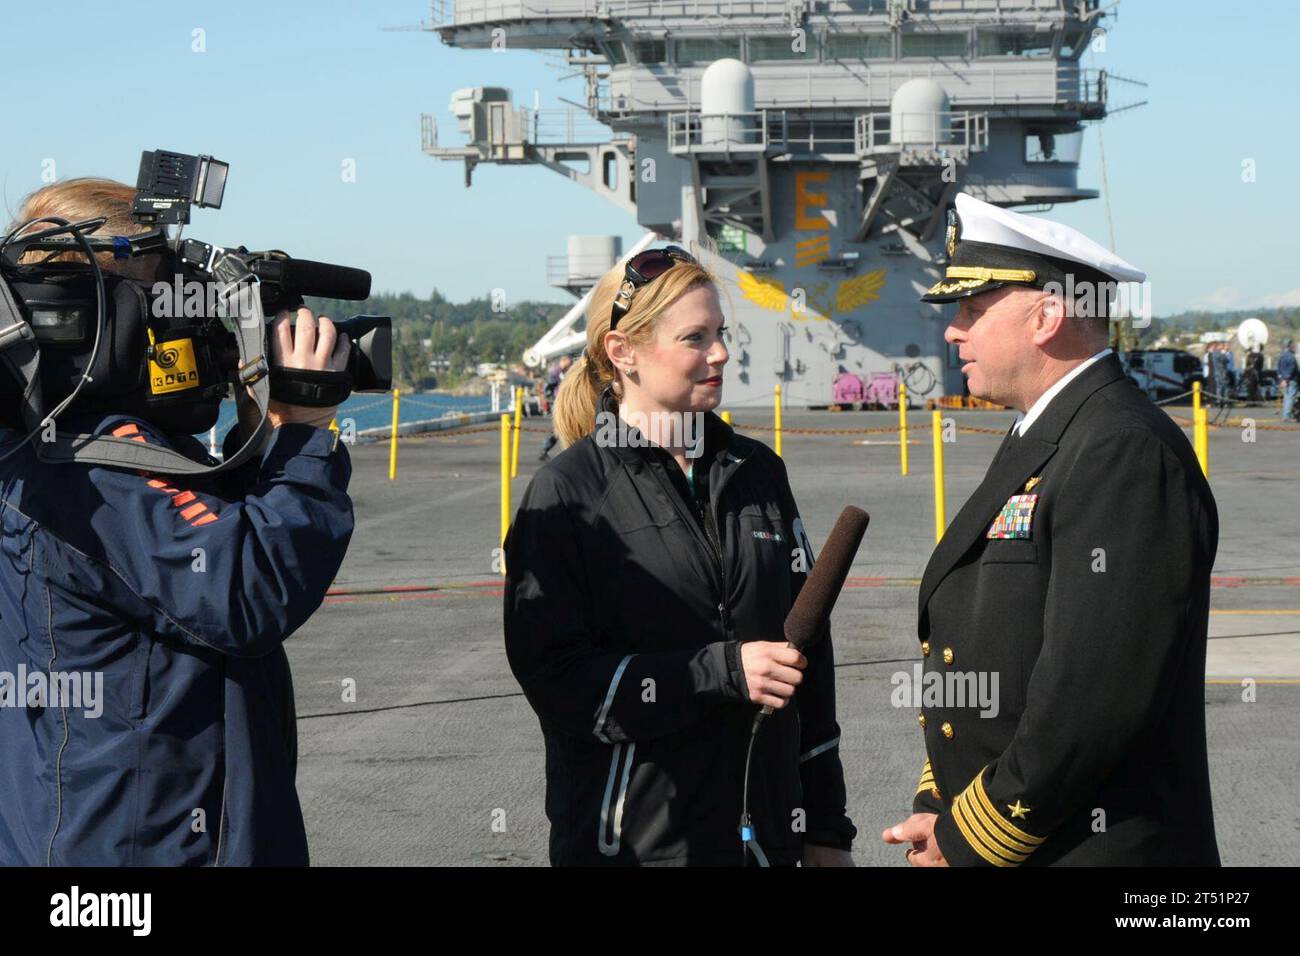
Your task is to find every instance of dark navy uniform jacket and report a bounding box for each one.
[911,354,1220,866]
[0,414,352,865]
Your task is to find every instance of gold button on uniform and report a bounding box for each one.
[942,647,954,665]
[941,721,954,739]
[930,787,942,800]
[921,641,931,658]
[918,713,927,729]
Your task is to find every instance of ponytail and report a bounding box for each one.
[552,350,608,448]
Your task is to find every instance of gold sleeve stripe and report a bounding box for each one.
[972,772,1045,846]
[915,759,939,795]
[962,787,1038,858]
[949,792,1021,867]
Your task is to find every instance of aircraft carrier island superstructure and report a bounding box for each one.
[423,0,1122,407]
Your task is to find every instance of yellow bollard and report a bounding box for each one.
[1193,379,1202,417]
[1195,407,1209,477]
[774,383,783,458]
[511,387,523,478]
[898,383,909,476]
[932,409,946,544]
[1192,409,1199,467]
[1199,408,1207,474]
[721,410,732,426]
[388,388,399,481]
[500,414,512,576]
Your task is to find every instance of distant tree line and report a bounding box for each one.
[303,290,1296,390]
[1123,306,1297,352]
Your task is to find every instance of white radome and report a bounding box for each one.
[1237,318,1269,350]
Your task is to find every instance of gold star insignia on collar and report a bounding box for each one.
[1007,800,1031,820]
[1023,476,1042,492]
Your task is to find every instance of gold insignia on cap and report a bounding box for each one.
[945,214,958,258]
[1008,800,1031,820]
[944,266,1038,283]
[1024,476,1042,492]
[924,277,987,296]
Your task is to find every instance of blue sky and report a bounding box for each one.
[0,0,1293,314]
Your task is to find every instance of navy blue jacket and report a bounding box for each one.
[0,414,352,865]
[1279,349,1298,382]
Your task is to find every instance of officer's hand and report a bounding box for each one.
[882,813,948,867]
[739,641,806,709]
[802,845,855,867]
[265,307,351,430]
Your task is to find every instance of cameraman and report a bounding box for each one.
[0,179,353,865]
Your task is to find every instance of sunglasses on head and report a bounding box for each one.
[610,245,696,331]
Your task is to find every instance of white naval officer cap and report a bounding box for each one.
[922,192,1146,307]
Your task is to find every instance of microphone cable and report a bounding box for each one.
[739,707,771,867]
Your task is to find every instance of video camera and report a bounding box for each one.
[0,150,391,476]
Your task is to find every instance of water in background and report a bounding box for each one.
[212,391,494,440]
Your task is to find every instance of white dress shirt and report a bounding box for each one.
[1012,348,1113,437]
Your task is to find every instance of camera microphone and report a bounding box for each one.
[252,258,372,302]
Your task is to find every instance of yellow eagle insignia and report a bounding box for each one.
[737,269,886,320]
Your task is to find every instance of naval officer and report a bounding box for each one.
[882,193,1220,866]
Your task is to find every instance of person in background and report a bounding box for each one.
[537,353,573,461]
[1278,339,1298,422]
[1243,346,1263,403]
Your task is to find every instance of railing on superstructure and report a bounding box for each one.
[854,111,987,154]
[546,254,622,286]
[432,1,798,26]
[430,0,1087,27]
[667,110,787,153]
[421,105,619,153]
[600,62,1103,114]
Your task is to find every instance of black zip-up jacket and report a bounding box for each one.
[504,393,855,865]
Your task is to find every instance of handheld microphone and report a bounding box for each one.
[740,506,870,865]
[784,505,870,651]
[760,505,870,716]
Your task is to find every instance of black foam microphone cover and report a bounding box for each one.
[783,506,870,651]
[278,258,371,301]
